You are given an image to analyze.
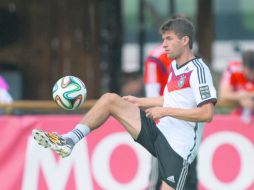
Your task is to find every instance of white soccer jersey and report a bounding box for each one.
[157,57,217,163]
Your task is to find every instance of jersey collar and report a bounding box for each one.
[176,57,199,70]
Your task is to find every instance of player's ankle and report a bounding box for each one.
[63,123,90,144]
[64,137,75,148]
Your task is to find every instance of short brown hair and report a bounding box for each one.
[159,17,195,49]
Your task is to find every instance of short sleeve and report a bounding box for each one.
[190,63,217,107]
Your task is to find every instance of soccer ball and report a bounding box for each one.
[52,76,87,110]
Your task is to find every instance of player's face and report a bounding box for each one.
[162,31,185,59]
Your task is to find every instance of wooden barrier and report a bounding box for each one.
[0,100,97,114]
[0,99,234,114]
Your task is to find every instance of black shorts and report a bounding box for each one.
[135,110,189,190]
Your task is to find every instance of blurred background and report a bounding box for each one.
[1,0,254,190]
[0,0,253,100]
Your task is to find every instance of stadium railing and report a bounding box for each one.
[0,99,234,114]
[0,100,97,114]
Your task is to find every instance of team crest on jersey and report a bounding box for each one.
[167,71,192,92]
[178,76,185,88]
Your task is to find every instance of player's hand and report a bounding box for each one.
[122,95,140,107]
[145,107,165,120]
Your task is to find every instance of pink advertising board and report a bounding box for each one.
[0,115,253,190]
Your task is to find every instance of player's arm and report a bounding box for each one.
[145,102,215,122]
[162,102,214,122]
[123,95,163,109]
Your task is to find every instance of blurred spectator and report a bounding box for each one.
[219,50,254,123]
[0,75,13,104]
[144,45,198,190]
[121,72,144,97]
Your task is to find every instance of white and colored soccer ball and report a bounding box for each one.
[52,76,87,110]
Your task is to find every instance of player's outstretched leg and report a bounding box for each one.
[32,93,141,158]
[32,129,75,158]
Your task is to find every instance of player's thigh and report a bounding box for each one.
[161,181,174,190]
[109,93,142,139]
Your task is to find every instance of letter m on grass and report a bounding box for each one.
[22,137,92,190]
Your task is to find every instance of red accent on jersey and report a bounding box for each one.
[144,46,173,95]
[167,70,192,92]
[221,61,254,92]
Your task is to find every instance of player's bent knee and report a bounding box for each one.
[100,93,120,105]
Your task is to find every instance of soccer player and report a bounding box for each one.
[33,17,217,190]
[144,45,173,190]
[219,50,254,123]
[144,45,198,190]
